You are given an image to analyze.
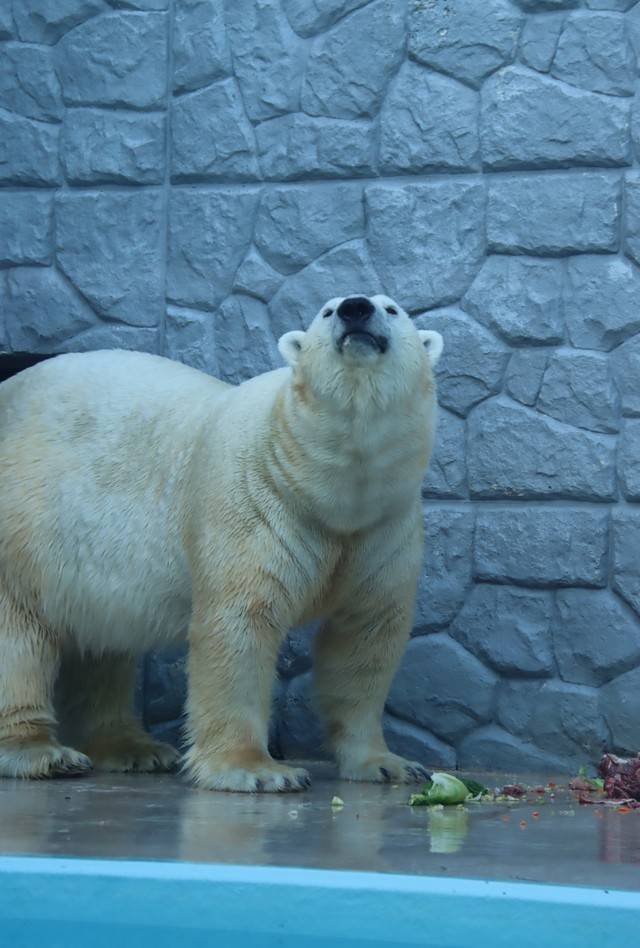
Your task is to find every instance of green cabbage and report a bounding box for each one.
[408,772,472,806]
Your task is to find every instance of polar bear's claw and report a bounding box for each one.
[0,743,93,780]
[185,756,312,793]
[89,738,180,774]
[340,753,430,785]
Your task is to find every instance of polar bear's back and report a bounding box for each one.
[0,349,230,428]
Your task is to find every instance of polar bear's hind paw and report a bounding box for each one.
[0,741,92,779]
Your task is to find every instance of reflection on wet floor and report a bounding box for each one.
[1,763,639,890]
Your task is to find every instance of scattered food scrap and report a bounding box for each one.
[408,773,466,807]
[573,756,640,809]
[596,754,640,807]
[408,773,487,807]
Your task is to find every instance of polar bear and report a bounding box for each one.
[0,294,443,792]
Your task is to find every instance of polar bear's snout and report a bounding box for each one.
[336,295,374,323]
[334,295,389,355]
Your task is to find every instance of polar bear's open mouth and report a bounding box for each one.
[338,330,389,354]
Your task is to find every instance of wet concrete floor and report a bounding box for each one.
[1,763,639,891]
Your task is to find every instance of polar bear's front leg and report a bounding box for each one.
[313,602,430,786]
[183,605,311,793]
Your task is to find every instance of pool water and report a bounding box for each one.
[2,857,639,948]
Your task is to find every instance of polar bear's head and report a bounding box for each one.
[278,294,443,408]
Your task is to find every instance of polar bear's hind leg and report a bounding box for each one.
[55,650,179,773]
[0,582,92,778]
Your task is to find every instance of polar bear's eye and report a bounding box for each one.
[322,308,333,318]
[385,306,398,315]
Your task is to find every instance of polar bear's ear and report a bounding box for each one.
[278,331,306,366]
[418,330,443,367]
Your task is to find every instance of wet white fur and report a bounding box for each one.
[0,294,442,791]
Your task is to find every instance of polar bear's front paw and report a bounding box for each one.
[184,753,311,793]
[0,741,92,779]
[339,753,430,785]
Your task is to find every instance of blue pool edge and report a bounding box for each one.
[1,855,639,946]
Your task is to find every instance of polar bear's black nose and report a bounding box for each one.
[336,296,374,324]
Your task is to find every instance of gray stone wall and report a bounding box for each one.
[1,0,640,774]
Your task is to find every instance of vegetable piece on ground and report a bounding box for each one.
[409,773,471,806]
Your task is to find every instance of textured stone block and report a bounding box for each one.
[386,634,498,744]
[416,308,508,417]
[553,589,640,686]
[61,109,165,184]
[3,266,98,352]
[380,63,479,174]
[0,3,13,38]
[164,306,217,376]
[215,296,280,385]
[0,109,60,185]
[382,716,456,770]
[13,0,107,44]
[487,173,621,254]
[278,672,327,758]
[505,350,549,407]
[624,172,640,266]
[54,12,168,108]
[282,0,369,37]
[113,0,168,9]
[366,181,485,312]
[619,420,640,500]
[551,12,635,96]
[144,646,187,726]
[171,80,259,181]
[612,510,640,615]
[458,725,572,773]
[611,334,640,416]
[254,184,364,276]
[511,0,579,9]
[232,248,284,302]
[0,274,6,350]
[59,325,159,354]
[414,506,475,632]
[277,624,316,681]
[172,0,230,93]
[225,0,305,121]
[267,241,380,338]
[302,0,404,118]
[474,507,609,587]
[586,0,637,7]
[564,256,640,350]
[408,0,522,89]
[481,68,631,170]
[537,351,620,433]
[451,585,554,677]
[468,399,616,501]
[256,114,375,180]
[167,188,260,310]
[601,666,640,754]
[0,43,63,121]
[421,409,467,499]
[56,190,164,326]
[496,681,543,737]
[530,682,607,759]
[518,13,565,72]
[0,192,53,266]
[463,256,564,345]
